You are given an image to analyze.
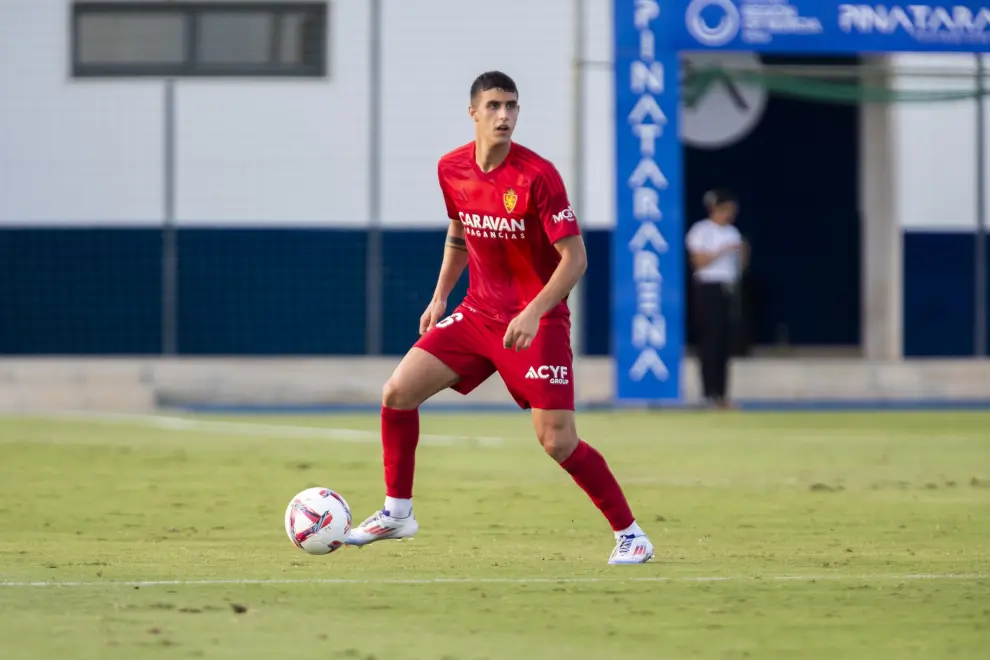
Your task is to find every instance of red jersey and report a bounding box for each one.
[437,141,581,326]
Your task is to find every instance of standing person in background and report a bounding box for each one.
[685,189,748,409]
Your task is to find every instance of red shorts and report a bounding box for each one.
[413,305,575,410]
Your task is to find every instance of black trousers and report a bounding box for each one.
[694,281,736,401]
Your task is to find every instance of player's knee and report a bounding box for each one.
[382,377,419,410]
[536,417,578,462]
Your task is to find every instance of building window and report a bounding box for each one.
[71,2,328,78]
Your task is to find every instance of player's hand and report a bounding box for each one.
[419,298,447,335]
[503,308,540,351]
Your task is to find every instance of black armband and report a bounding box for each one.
[446,234,467,251]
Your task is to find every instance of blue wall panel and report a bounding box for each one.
[0,228,162,354]
[380,229,467,355]
[903,232,987,357]
[2,227,982,357]
[176,229,367,355]
[582,230,611,356]
[0,227,613,356]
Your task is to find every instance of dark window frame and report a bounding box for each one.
[71,1,328,78]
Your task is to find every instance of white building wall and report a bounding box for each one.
[176,0,370,226]
[0,0,164,226]
[378,0,578,228]
[0,0,602,229]
[891,53,989,232]
[4,2,986,235]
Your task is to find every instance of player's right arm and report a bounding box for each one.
[420,176,470,334]
[433,218,469,302]
[420,219,469,335]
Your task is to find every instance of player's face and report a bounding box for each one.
[470,89,519,144]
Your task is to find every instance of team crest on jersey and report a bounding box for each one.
[503,189,518,213]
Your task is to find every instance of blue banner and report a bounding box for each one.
[613,0,684,403]
[612,0,990,405]
[669,0,990,53]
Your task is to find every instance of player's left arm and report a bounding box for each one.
[504,166,587,351]
[522,234,587,320]
[526,164,586,318]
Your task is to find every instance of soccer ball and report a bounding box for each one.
[284,487,352,555]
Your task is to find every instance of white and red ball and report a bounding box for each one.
[284,487,352,555]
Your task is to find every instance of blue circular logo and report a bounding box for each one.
[685,0,741,47]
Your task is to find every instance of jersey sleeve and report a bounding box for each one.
[438,164,459,221]
[532,164,581,243]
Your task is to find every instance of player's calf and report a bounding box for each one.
[380,347,461,509]
[349,348,461,547]
[532,409,653,564]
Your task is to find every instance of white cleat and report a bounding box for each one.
[345,509,419,547]
[608,534,654,565]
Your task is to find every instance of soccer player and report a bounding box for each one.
[346,71,654,565]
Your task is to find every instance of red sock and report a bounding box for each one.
[560,440,635,531]
[381,406,419,499]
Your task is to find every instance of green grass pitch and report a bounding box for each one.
[0,410,988,659]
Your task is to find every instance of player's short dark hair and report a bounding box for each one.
[470,71,518,102]
[703,188,737,210]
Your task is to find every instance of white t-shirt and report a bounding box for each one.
[685,218,742,283]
